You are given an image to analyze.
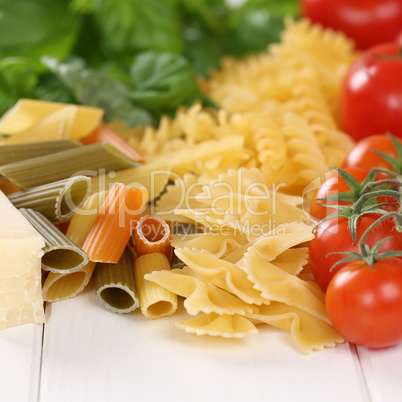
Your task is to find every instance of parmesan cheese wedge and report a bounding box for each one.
[0,190,45,329]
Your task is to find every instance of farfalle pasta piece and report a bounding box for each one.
[175,168,305,241]
[145,266,257,316]
[175,248,267,305]
[175,313,259,339]
[246,303,344,353]
[240,247,329,324]
[153,173,207,223]
[170,232,248,259]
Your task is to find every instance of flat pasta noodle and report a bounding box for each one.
[82,183,147,263]
[175,313,259,339]
[174,247,267,305]
[0,99,103,140]
[245,303,344,353]
[145,266,258,316]
[134,253,177,319]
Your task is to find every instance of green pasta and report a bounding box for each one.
[0,142,141,189]
[0,140,82,166]
[95,248,139,313]
[19,208,89,274]
[7,175,91,222]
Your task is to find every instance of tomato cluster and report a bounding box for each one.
[309,135,402,348]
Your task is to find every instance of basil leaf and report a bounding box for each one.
[129,51,201,115]
[42,57,155,127]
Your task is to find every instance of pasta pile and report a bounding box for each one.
[0,18,359,352]
[121,18,357,194]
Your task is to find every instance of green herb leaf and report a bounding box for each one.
[129,51,201,116]
[42,57,155,127]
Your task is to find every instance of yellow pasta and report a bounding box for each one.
[0,99,103,142]
[175,313,259,339]
[134,253,177,319]
[174,248,267,306]
[42,191,107,302]
[145,266,258,316]
[245,303,344,353]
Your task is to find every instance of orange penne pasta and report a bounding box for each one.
[80,125,145,164]
[82,183,148,263]
[134,215,172,262]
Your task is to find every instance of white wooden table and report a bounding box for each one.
[1,282,401,402]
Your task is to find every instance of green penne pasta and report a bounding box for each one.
[19,208,89,274]
[8,175,91,222]
[0,140,82,166]
[95,248,139,313]
[0,142,140,189]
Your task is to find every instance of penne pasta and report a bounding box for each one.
[41,262,96,302]
[135,253,177,319]
[42,191,108,302]
[7,175,91,222]
[80,125,145,163]
[82,183,147,263]
[95,248,139,313]
[0,140,82,166]
[19,208,89,274]
[134,215,172,262]
[89,161,170,202]
[0,142,141,189]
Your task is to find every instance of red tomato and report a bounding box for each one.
[309,215,402,292]
[340,43,402,141]
[342,134,402,171]
[326,258,402,348]
[310,166,398,221]
[300,0,402,50]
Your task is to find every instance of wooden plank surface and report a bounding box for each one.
[357,343,402,402]
[0,324,43,402]
[2,284,402,402]
[39,284,369,402]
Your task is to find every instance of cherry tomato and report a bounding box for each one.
[309,167,393,221]
[342,134,402,171]
[340,43,402,141]
[326,258,402,348]
[309,215,402,292]
[300,0,402,50]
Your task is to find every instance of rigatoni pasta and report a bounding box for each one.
[81,124,145,163]
[42,191,108,302]
[95,248,139,313]
[7,175,91,222]
[82,183,147,263]
[0,142,141,189]
[135,253,177,319]
[134,215,172,262]
[0,140,82,166]
[19,208,89,274]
